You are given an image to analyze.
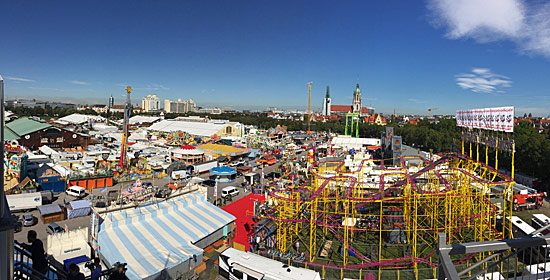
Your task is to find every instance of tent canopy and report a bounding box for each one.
[98,192,235,280]
[210,166,236,176]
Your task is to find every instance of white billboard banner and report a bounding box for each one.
[456,106,514,132]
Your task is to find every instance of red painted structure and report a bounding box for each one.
[222,193,265,251]
[513,193,545,211]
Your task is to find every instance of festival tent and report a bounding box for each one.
[97,192,235,280]
[67,200,91,219]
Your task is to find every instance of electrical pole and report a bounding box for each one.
[119,86,131,168]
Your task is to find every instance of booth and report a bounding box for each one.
[244,173,260,185]
[209,166,237,183]
[37,204,65,224]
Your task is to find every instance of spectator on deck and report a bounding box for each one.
[67,263,85,280]
[21,230,48,276]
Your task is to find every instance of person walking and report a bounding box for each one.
[21,230,48,276]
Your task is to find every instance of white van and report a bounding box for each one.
[66,186,87,198]
[221,186,239,198]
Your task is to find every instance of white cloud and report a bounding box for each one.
[5,76,35,82]
[455,68,512,94]
[71,80,90,85]
[407,98,427,104]
[428,0,550,58]
[28,86,60,91]
[134,84,170,91]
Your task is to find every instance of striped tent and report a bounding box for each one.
[97,192,235,280]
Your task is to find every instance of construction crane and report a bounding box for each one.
[428,107,439,118]
[307,82,312,134]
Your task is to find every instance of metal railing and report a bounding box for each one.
[13,241,68,280]
[437,223,550,280]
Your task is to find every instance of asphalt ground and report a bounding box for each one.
[12,155,291,249]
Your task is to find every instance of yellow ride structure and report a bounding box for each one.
[263,152,513,279]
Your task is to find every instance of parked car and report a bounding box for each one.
[46,222,65,235]
[66,186,87,198]
[22,214,36,227]
[11,215,22,233]
[221,186,239,198]
[155,187,172,198]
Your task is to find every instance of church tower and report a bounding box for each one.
[322,86,331,115]
[352,83,362,115]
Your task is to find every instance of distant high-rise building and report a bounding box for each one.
[108,94,114,108]
[322,86,331,115]
[163,98,196,113]
[141,94,161,112]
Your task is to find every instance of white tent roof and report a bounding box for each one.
[97,192,235,280]
[170,147,204,155]
[148,120,228,137]
[92,123,118,132]
[57,113,105,124]
[332,136,381,150]
[128,129,148,141]
[129,115,161,125]
[39,145,60,156]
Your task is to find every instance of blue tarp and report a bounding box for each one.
[67,200,91,219]
[248,149,260,158]
[63,255,89,269]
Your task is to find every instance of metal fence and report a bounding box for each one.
[437,224,550,280]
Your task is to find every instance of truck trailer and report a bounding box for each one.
[6,192,43,212]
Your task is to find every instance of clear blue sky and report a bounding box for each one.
[1,0,549,115]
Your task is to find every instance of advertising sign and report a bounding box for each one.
[456,106,514,132]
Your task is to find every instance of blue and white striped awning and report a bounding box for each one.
[97,192,235,280]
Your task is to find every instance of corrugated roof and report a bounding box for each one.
[4,127,19,141]
[37,204,62,215]
[6,117,51,136]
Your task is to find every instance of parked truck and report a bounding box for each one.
[6,192,43,212]
[189,160,218,174]
[513,192,545,211]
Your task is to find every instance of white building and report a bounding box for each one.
[163,98,196,113]
[141,94,161,112]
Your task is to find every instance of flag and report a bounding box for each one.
[213,180,218,199]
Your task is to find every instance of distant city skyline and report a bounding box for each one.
[1,0,549,116]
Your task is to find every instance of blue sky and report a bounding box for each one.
[1,0,549,115]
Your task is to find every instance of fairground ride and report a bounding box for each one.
[256,152,514,279]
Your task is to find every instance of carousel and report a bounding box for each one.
[169,144,204,165]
